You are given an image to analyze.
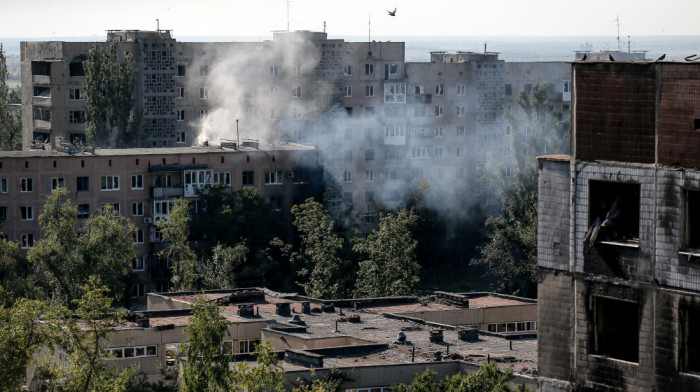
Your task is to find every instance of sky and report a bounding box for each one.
[1,0,699,39]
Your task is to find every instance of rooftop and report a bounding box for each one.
[145,289,538,376]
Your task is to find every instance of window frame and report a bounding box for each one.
[100,176,120,191]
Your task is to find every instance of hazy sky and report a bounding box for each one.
[1,0,698,38]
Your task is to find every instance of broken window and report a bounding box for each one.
[679,302,700,373]
[69,62,85,77]
[585,180,640,246]
[32,61,51,76]
[505,84,512,96]
[343,65,352,76]
[177,65,186,77]
[590,296,639,362]
[683,190,700,251]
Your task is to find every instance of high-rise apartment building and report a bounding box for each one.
[21,30,570,224]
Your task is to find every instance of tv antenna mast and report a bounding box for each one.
[613,15,621,51]
[286,0,293,31]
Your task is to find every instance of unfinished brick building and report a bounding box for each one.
[537,61,700,391]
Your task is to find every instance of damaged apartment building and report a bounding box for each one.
[21,30,570,223]
[0,144,323,300]
[537,61,700,391]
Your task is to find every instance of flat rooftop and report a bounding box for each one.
[147,289,537,376]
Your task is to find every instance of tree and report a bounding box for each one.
[0,235,41,307]
[193,185,286,288]
[353,209,420,298]
[391,363,534,392]
[34,277,136,392]
[84,39,140,148]
[0,43,21,151]
[158,198,197,291]
[180,295,233,392]
[233,340,284,392]
[198,242,248,290]
[0,299,53,392]
[291,198,346,299]
[474,83,569,297]
[28,187,136,305]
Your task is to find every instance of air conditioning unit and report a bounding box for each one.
[286,171,295,179]
[143,217,153,224]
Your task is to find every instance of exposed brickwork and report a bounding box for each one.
[658,64,700,168]
[537,158,571,271]
[537,269,573,382]
[573,63,656,163]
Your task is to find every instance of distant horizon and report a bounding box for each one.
[4,33,697,63]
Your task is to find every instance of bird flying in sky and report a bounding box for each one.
[388,8,397,16]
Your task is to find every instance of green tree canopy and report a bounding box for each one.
[198,242,248,290]
[180,295,233,392]
[33,277,136,392]
[353,209,420,298]
[158,198,197,292]
[0,43,21,150]
[28,187,136,305]
[0,234,41,307]
[291,198,347,299]
[391,363,534,392]
[0,299,53,392]
[84,39,140,148]
[474,82,570,297]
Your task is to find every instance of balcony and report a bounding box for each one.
[33,119,51,129]
[152,186,184,199]
[32,75,51,84]
[408,94,432,104]
[32,95,51,106]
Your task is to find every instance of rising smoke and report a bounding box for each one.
[190,36,498,226]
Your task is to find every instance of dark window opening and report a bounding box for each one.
[76,176,89,192]
[591,296,639,362]
[69,62,85,77]
[680,302,700,373]
[505,84,512,96]
[242,171,254,186]
[31,61,51,76]
[694,118,700,130]
[685,190,700,250]
[586,180,640,245]
[177,65,186,77]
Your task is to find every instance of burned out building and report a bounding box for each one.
[537,61,700,391]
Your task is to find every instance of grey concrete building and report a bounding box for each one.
[537,61,700,391]
[21,30,570,225]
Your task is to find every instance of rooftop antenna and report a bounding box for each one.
[286,0,292,31]
[614,14,621,51]
[156,18,159,32]
[627,35,631,52]
[367,13,372,56]
[484,41,487,53]
[323,21,326,33]
[236,119,240,147]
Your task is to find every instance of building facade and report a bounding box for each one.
[21,30,571,224]
[0,143,322,300]
[537,61,700,391]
